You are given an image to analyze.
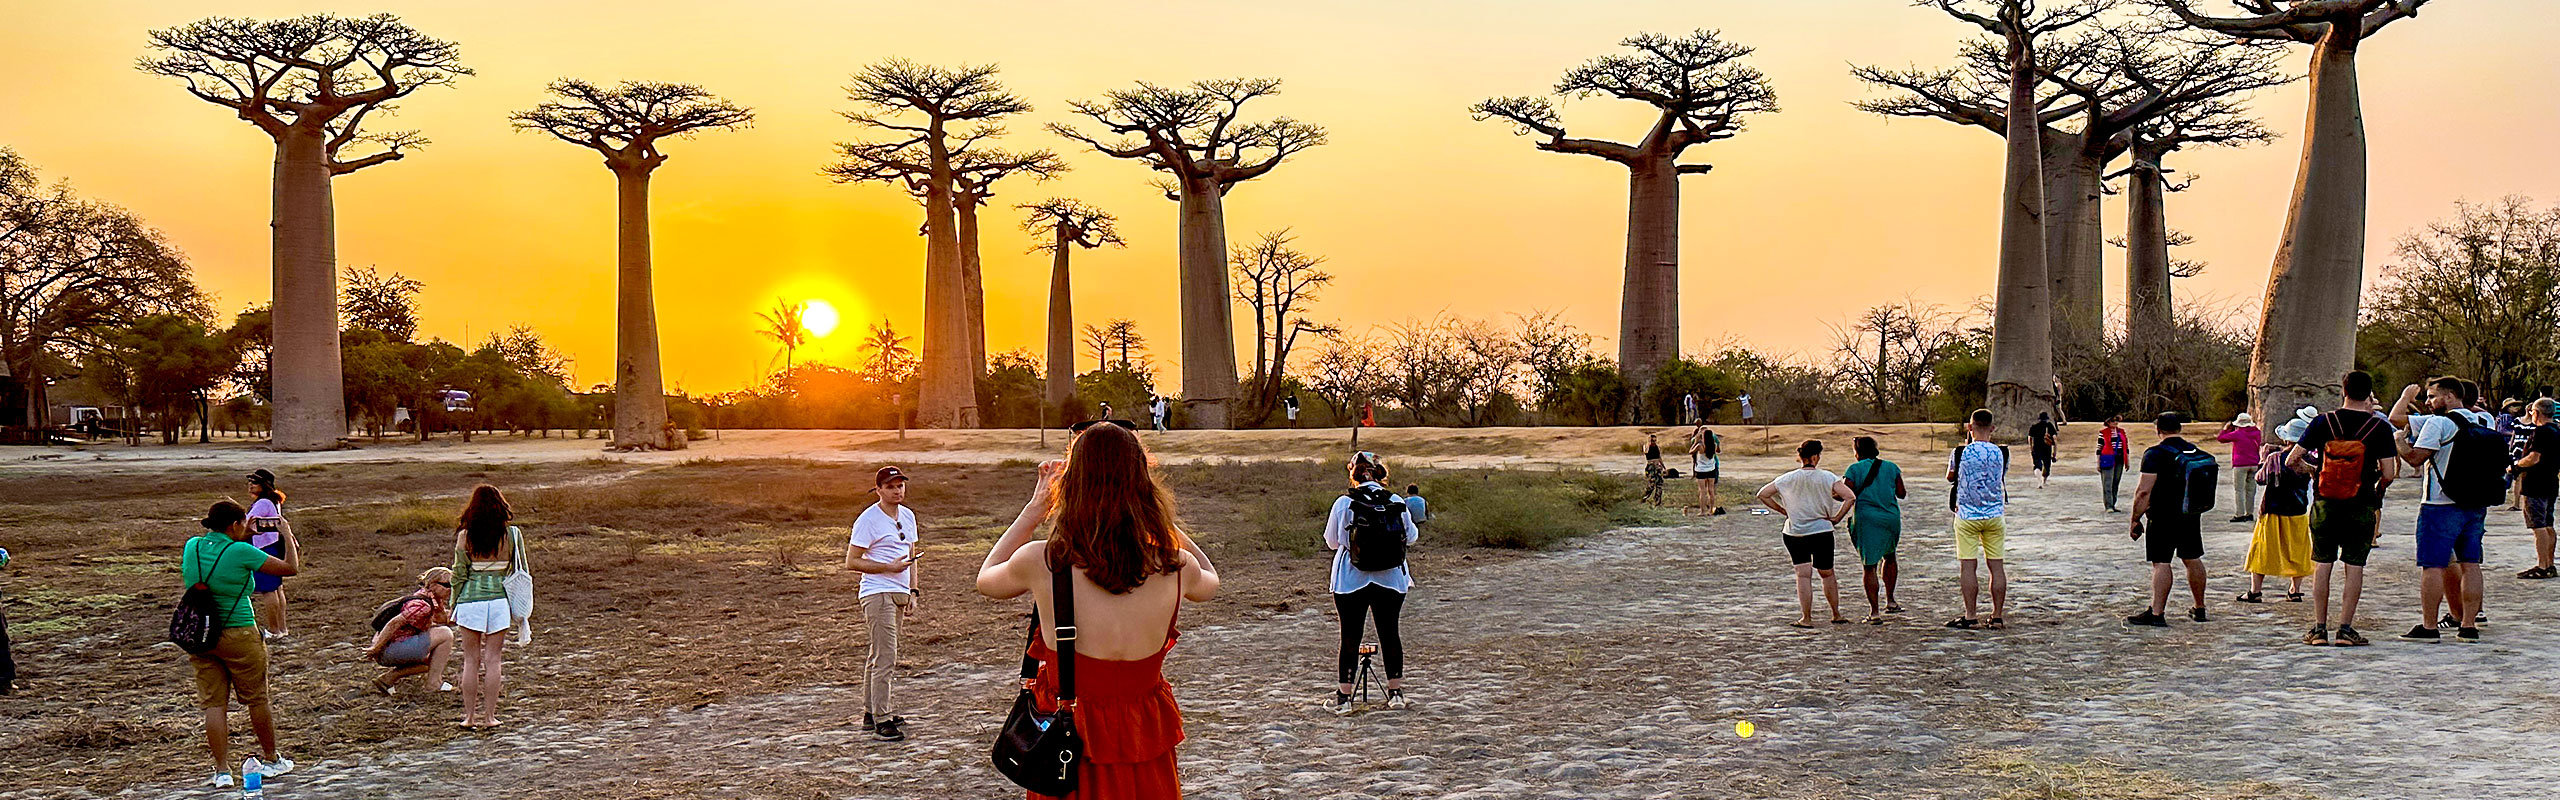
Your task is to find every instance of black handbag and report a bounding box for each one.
[992,561,1083,795]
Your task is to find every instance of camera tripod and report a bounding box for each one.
[1352,642,1380,704]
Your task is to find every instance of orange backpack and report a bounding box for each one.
[2315,414,2382,501]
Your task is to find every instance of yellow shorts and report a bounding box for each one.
[1954,517,2007,561]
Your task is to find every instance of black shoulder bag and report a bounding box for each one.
[993,560,1083,795]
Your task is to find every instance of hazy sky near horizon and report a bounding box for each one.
[3,1,2553,394]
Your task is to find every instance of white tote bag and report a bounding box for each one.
[502,525,534,644]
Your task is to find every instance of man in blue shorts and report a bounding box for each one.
[2391,376,2496,643]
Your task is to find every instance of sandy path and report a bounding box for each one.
[87,458,2560,800]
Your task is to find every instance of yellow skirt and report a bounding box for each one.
[2245,513,2314,578]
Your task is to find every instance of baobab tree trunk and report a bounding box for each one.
[2041,135,2106,356]
[1175,180,1238,429]
[268,125,346,451]
[1620,158,1681,412]
[956,195,988,379]
[1044,233,1075,413]
[2125,150,2175,351]
[916,131,975,429]
[2248,29,2366,430]
[1985,39,2056,440]
[610,166,670,449]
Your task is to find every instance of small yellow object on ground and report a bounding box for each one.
[1736,720,1756,739]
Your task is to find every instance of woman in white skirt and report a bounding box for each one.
[449,485,523,728]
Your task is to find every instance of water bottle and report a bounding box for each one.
[241,771,263,799]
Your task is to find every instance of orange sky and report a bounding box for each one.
[3,1,2553,394]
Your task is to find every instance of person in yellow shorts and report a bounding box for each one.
[1946,409,2012,630]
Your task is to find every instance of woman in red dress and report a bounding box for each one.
[978,423,1223,799]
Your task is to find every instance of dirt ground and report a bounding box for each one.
[7,423,2554,799]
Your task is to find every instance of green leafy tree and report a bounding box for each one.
[91,314,239,444]
[341,265,423,341]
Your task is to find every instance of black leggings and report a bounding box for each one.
[1334,584,1405,683]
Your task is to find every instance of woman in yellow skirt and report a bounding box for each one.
[2239,411,2317,602]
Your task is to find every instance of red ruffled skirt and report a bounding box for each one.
[1025,631,1184,800]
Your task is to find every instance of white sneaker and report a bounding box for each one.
[208,772,235,789]
[243,756,295,779]
[1326,695,1354,716]
[1383,690,1410,711]
[439,682,456,692]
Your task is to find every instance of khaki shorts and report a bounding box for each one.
[1955,517,2007,561]
[189,626,269,709]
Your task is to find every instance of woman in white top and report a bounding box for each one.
[1323,452,1419,715]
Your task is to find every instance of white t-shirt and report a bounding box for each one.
[247,497,285,548]
[1761,468,1844,536]
[847,503,918,598]
[2412,409,2493,506]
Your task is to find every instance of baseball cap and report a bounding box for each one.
[874,466,909,487]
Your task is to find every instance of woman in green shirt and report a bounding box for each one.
[180,500,300,788]
[1840,437,1907,624]
[450,485,524,729]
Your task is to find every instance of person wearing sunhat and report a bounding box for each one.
[844,465,920,741]
[2216,414,2264,523]
[244,469,295,639]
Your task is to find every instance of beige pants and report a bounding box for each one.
[861,591,912,717]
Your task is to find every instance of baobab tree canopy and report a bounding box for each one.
[1020,198,1123,414]
[1470,29,1776,409]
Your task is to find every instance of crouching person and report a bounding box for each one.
[364,567,456,695]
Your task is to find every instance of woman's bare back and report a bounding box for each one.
[1021,541,1191,661]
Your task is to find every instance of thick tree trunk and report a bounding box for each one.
[268,126,346,451]
[1620,158,1681,412]
[610,166,670,449]
[1175,179,1238,429]
[2125,147,2175,351]
[2248,30,2365,430]
[1985,38,2056,440]
[1044,236,1075,413]
[916,133,975,428]
[956,193,988,379]
[2041,135,2106,356]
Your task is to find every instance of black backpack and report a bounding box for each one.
[1344,484,1409,572]
[370,593,432,632]
[168,539,249,654]
[2170,444,2220,515]
[2439,413,2513,509]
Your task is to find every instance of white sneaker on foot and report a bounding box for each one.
[243,756,294,779]
[1383,690,1410,710]
[439,682,456,692]
[1326,694,1354,716]
[208,772,235,789]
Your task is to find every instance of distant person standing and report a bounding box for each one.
[1098,401,1114,422]
[0,544,12,695]
[2504,399,2535,512]
[2516,399,2560,580]
[245,470,292,640]
[844,466,921,740]
[1401,483,1429,529]
[450,486,526,729]
[1738,394,1756,426]
[1682,393,1699,426]
[2126,413,2215,628]
[2096,416,2131,512]
[1841,436,1907,623]
[2217,414,2264,522]
[182,500,300,789]
[1756,440,1856,628]
[1151,395,1170,432]
[1284,394,1301,427]
[1690,425,1725,516]
[1643,433,1667,506]
[2288,370,2400,647]
[1362,401,1377,427]
[1946,409,2010,630]
[2238,410,2316,604]
[2027,413,2058,488]
[1323,453,1420,713]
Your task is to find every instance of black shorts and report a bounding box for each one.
[2309,500,2377,567]
[1784,531,1837,571]
[2143,514,2203,563]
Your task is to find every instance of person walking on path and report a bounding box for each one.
[2288,371,2401,647]
[2391,378,2497,643]
[1643,433,1667,506]
[2515,398,2560,579]
[1946,409,2011,630]
[245,470,292,640]
[2238,410,2317,603]
[450,485,526,729]
[976,424,1222,799]
[182,500,300,789]
[1321,452,1421,714]
[363,567,456,695]
[844,466,921,741]
[2127,413,2215,628]
[1841,436,1906,623]
[2027,413,2058,488]
[2096,416,2132,512]
[1756,440,1856,628]
[1690,425,1725,516]
[2217,414,2265,523]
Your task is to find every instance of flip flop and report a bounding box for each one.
[1886,603,1905,614]
[1788,621,1817,629]
[1831,618,1851,625]
[1863,615,1885,625]
[2234,592,2265,603]
[1984,618,2007,630]
[1944,618,1979,630]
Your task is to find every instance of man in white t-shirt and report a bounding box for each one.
[844,466,920,741]
[1757,440,1857,627]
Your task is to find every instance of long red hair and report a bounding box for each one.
[1047,424,1184,595]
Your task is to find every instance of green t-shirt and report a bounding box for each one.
[181,532,268,629]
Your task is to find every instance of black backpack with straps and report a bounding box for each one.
[168,538,251,654]
[1344,484,1410,572]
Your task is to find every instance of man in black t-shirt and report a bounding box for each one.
[2028,413,2059,487]
[2127,413,2211,627]
[2286,371,2404,647]
[2516,399,2560,579]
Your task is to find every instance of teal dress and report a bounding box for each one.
[1841,458,1904,566]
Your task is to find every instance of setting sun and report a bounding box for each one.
[802,299,840,338]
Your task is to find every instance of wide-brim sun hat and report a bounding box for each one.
[2234,412,2255,427]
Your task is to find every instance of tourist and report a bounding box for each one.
[1150,395,1169,432]
[1098,401,1113,422]
[363,567,456,695]
[1284,393,1301,427]
[2096,415,2131,512]
[1690,424,1725,516]
[1841,436,1907,623]
[1683,392,1700,426]
[2516,398,2560,579]
[2217,414,2264,522]
[1756,440,1855,628]
[450,485,525,728]
[2390,377,2496,643]
[844,466,921,741]
[1402,483,1429,529]
[2506,399,2537,512]
[0,543,12,695]
[1946,409,2010,630]
[2027,412,2058,488]
[975,423,1222,799]
[2237,409,2316,603]
[1319,452,1420,714]
[2126,413,2213,628]
[245,469,292,640]
[1643,433,1666,506]
[2288,370,2401,647]
[182,500,299,788]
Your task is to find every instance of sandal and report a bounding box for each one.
[2286,592,2305,602]
[1944,618,1979,630]
[1831,617,1851,625]
[1885,603,1905,614]
[1863,615,1885,625]
[1788,621,1817,629]
[2234,591,2264,604]
[1984,618,2007,630]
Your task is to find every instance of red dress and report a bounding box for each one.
[1025,619,1185,800]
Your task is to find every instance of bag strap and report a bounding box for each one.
[507,526,528,577]
[1050,557,1078,707]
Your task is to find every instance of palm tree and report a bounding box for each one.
[758,299,811,375]
[860,322,916,384]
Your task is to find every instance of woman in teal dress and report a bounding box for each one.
[1840,436,1907,624]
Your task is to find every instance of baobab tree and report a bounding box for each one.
[1231,230,1339,426]
[2119,97,2273,349]
[1052,78,1327,429]
[512,79,753,450]
[141,14,470,450]
[1471,30,1777,407]
[2156,0,2434,430]
[1019,198,1123,413]
[827,61,1032,429]
[950,148,1065,375]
